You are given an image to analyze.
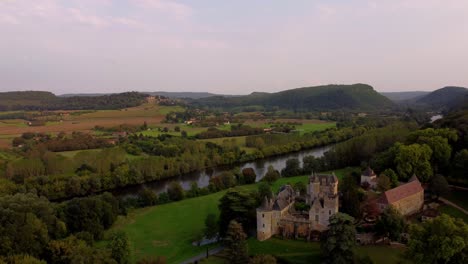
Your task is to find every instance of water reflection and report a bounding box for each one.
[116,145,332,197]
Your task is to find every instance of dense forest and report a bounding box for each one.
[190,84,395,112]
[0,91,148,111]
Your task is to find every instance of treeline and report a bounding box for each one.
[12,132,113,151]
[1,124,371,200]
[0,192,129,263]
[195,124,264,139]
[245,126,367,157]
[0,91,147,111]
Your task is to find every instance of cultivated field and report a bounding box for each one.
[0,104,182,148]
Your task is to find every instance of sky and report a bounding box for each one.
[1,0,468,95]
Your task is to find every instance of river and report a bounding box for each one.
[115,145,332,197]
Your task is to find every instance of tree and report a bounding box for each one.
[302,155,321,174]
[224,220,249,264]
[263,165,280,184]
[394,143,433,182]
[250,255,277,264]
[406,214,468,264]
[293,181,307,196]
[167,182,184,201]
[407,128,458,172]
[340,175,361,218]
[377,175,391,192]
[138,187,158,206]
[321,213,356,264]
[204,213,218,240]
[452,149,468,180]
[281,158,301,177]
[375,206,405,241]
[258,182,273,200]
[429,174,449,199]
[108,231,131,264]
[48,235,116,264]
[381,169,398,188]
[242,168,257,184]
[218,190,258,236]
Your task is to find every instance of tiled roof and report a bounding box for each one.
[380,180,423,204]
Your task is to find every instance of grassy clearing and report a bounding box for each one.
[443,189,468,211]
[100,169,356,263]
[201,238,408,264]
[439,205,468,223]
[295,122,336,135]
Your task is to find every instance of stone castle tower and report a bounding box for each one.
[256,173,339,241]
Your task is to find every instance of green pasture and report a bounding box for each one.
[200,238,407,264]
[443,189,468,211]
[439,205,468,223]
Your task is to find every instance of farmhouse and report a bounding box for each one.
[256,173,339,241]
[377,175,424,216]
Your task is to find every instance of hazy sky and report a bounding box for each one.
[1,0,468,94]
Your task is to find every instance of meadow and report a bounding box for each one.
[100,168,361,263]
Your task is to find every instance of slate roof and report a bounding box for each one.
[272,185,295,210]
[362,167,376,177]
[379,178,423,204]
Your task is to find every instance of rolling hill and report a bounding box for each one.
[415,86,468,110]
[191,84,395,111]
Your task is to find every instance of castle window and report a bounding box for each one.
[263,224,265,228]
[315,215,319,222]
[329,210,331,215]
[262,214,264,218]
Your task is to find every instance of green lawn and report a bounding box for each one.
[443,189,468,211]
[201,238,408,264]
[295,122,336,135]
[100,169,356,263]
[439,205,468,223]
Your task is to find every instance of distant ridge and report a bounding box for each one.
[191,84,395,111]
[380,91,430,102]
[60,91,236,99]
[146,91,234,99]
[0,91,147,111]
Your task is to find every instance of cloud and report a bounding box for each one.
[67,8,110,28]
[133,0,193,20]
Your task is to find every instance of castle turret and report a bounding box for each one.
[256,196,273,241]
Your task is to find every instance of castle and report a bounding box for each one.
[256,173,339,241]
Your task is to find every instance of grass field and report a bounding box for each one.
[201,238,408,264]
[443,189,468,211]
[100,169,357,263]
[439,205,468,223]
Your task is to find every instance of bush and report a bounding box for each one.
[242,168,257,184]
[167,182,184,201]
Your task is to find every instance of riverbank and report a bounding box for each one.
[99,169,357,263]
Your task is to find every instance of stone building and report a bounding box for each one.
[377,175,424,216]
[361,167,377,188]
[256,173,339,241]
